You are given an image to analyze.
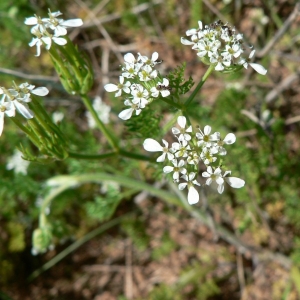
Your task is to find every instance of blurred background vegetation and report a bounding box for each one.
[0,0,300,299]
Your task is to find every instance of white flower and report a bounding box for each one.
[196,39,220,58]
[150,78,170,98]
[0,95,15,136]
[6,150,30,175]
[163,159,186,182]
[178,172,201,205]
[210,52,231,71]
[172,139,191,158]
[202,167,245,194]
[187,150,200,165]
[138,65,157,82]
[1,91,34,119]
[86,96,110,128]
[24,16,47,33]
[104,76,131,97]
[221,44,243,59]
[43,11,83,36]
[143,138,174,162]
[18,82,49,102]
[118,99,141,120]
[202,166,224,193]
[138,52,160,66]
[29,28,67,56]
[200,147,218,165]
[196,125,219,148]
[172,116,192,141]
[131,84,149,108]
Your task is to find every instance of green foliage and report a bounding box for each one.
[147,284,183,300]
[168,63,194,100]
[121,217,150,251]
[6,222,26,252]
[84,184,122,222]
[151,232,177,260]
[125,106,163,139]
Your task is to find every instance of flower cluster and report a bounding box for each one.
[143,116,245,205]
[104,52,171,120]
[181,20,267,75]
[25,10,83,56]
[0,82,49,136]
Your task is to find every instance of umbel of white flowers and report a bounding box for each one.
[25,10,83,56]
[143,116,245,205]
[0,82,49,136]
[181,20,267,75]
[104,52,171,120]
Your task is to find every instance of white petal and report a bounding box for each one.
[104,84,118,92]
[202,171,210,178]
[225,177,245,188]
[163,166,174,173]
[32,87,49,96]
[118,108,133,120]
[186,125,192,133]
[206,166,213,174]
[249,50,255,59]
[218,183,224,194]
[157,153,166,162]
[152,52,159,62]
[161,90,170,97]
[166,152,174,160]
[53,37,67,46]
[249,63,267,75]
[181,37,195,45]
[24,17,38,25]
[188,186,199,205]
[124,53,135,64]
[177,116,186,128]
[178,183,187,190]
[203,125,211,135]
[54,26,68,36]
[198,21,203,30]
[14,101,34,119]
[61,19,83,27]
[205,178,212,185]
[178,160,185,167]
[223,133,236,144]
[216,177,224,185]
[162,78,169,86]
[143,138,163,152]
[162,139,168,147]
[172,127,180,135]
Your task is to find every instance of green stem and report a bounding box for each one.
[80,94,119,151]
[160,97,183,110]
[45,173,182,207]
[184,64,214,107]
[68,151,117,160]
[119,149,156,162]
